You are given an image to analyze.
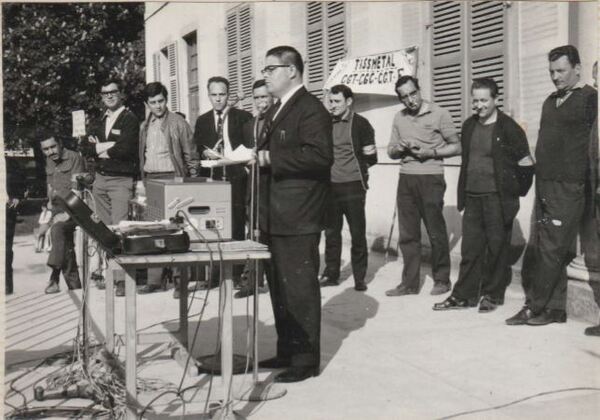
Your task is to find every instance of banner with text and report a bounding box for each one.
[324,47,418,96]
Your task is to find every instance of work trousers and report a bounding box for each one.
[47,219,81,289]
[452,193,512,303]
[324,181,368,284]
[524,180,584,313]
[92,173,135,225]
[269,233,321,368]
[396,173,451,290]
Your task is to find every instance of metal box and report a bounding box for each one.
[144,178,232,242]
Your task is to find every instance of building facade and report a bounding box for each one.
[145,1,599,316]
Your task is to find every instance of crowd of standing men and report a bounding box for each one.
[15,43,599,384]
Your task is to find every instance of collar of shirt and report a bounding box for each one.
[552,80,585,98]
[104,105,125,120]
[274,84,303,119]
[150,112,167,127]
[402,100,431,117]
[333,109,353,123]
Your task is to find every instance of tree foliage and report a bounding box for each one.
[2,3,145,149]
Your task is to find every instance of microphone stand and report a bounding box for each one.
[236,143,286,403]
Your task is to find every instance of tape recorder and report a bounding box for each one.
[144,178,232,242]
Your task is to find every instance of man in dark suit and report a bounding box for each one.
[193,76,252,286]
[235,79,274,299]
[257,45,333,383]
[81,77,139,296]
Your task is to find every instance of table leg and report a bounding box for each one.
[221,263,233,416]
[179,266,189,349]
[125,267,138,420]
[106,262,115,353]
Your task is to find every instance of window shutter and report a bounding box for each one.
[227,5,253,111]
[326,2,346,73]
[306,2,325,97]
[469,1,506,109]
[167,42,180,112]
[239,5,253,112]
[306,2,346,98]
[152,52,161,82]
[432,1,464,129]
[226,9,240,99]
[432,1,506,129]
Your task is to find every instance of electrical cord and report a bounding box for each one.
[436,387,600,420]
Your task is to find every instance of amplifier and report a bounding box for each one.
[144,178,232,242]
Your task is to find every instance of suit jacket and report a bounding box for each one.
[193,107,253,179]
[139,110,199,178]
[263,86,333,235]
[82,108,139,177]
[458,111,533,224]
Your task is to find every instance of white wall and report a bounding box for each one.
[144,1,598,263]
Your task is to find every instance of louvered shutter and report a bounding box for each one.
[306,2,346,98]
[226,9,239,99]
[152,52,161,82]
[227,5,253,111]
[167,42,180,112]
[432,1,465,129]
[326,2,346,73]
[238,5,253,111]
[306,2,325,96]
[469,1,506,109]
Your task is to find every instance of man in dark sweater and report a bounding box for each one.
[507,45,598,326]
[433,78,534,313]
[81,77,140,296]
[319,84,377,291]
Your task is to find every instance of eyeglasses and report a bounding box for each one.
[399,90,419,101]
[100,90,119,97]
[261,65,291,75]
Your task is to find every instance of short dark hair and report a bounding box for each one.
[395,75,420,93]
[330,84,354,99]
[37,128,59,144]
[548,45,581,67]
[471,78,499,98]
[100,77,122,92]
[207,76,230,92]
[252,79,267,90]
[266,45,304,75]
[144,82,168,101]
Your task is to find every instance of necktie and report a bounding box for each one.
[258,102,281,150]
[216,110,224,153]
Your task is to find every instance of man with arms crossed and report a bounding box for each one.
[81,77,139,296]
[257,45,333,383]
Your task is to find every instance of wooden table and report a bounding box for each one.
[104,242,270,420]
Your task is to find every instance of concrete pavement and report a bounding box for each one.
[3,232,600,419]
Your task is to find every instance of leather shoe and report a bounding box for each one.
[430,281,451,295]
[44,281,60,294]
[115,281,125,297]
[258,356,291,369]
[234,285,268,299]
[354,281,367,291]
[432,295,474,311]
[274,366,319,383]
[478,296,498,313]
[319,275,339,287]
[584,324,600,336]
[386,284,418,297]
[527,309,567,326]
[138,284,165,295]
[505,307,537,325]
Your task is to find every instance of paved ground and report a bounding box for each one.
[3,232,600,419]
